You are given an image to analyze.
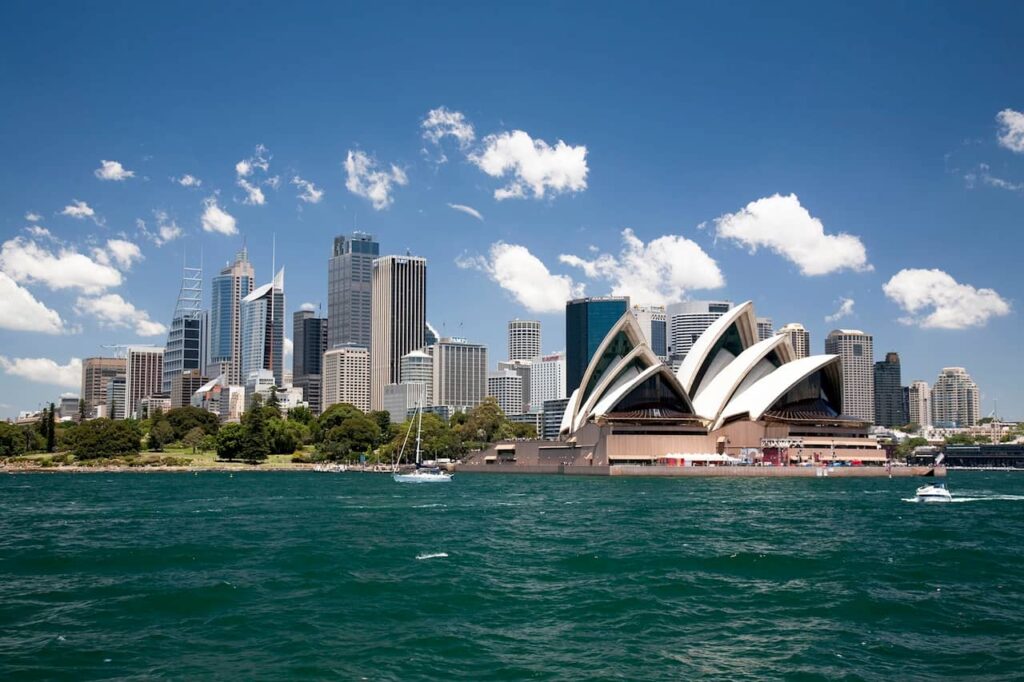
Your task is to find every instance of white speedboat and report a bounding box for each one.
[916,483,952,502]
[392,401,453,484]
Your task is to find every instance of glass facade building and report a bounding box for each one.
[873,352,907,427]
[327,232,379,350]
[565,297,629,394]
[209,248,254,385]
[240,269,285,388]
[293,309,328,414]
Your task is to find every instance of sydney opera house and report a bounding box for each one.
[469,302,883,469]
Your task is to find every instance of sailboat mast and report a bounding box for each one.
[415,401,424,465]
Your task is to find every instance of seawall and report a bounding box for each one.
[455,464,945,478]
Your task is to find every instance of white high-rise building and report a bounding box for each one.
[431,337,488,411]
[322,345,371,412]
[778,323,810,359]
[399,349,433,406]
[507,319,541,362]
[756,317,774,341]
[666,300,733,362]
[908,380,931,429]
[824,329,874,422]
[530,352,566,414]
[371,255,427,410]
[631,305,667,359]
[488,369,523,417]
[125,346,164,419]
[497,359,531,414]
[930,367,981,428]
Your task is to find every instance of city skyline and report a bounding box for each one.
[1,3,1022,418]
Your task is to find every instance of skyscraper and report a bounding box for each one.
[209,247,254,384]
[632,305,667,358]
[778,322,810,359]
[756,317,774,341]
[907,380,931,429]
[81,357,126,415]
[824,329,874,422]
[507,319,541,361]
[431,337,488,411]
[530,352,566,413]
[565,296,630,394]
[930,367,981,428]
[241,268,285,388]
[327,232,379,350]
[400,349,434,406]
[488,369,523,416]
[873,352,906,427]
[293,309,328,414]
[106,375,126,420]
[370,255,426,410]
[665,300,733,364]
[163,263,207,394]
[322,345,371,412]
[125,346,164,419]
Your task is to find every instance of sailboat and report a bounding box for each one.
[392,401,453,483]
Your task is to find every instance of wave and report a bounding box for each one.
[902,495,1024,503]
[416,552,449,560]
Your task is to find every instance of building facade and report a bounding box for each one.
[873,352,907,428]
[125,346,164,419]
[507,319,541,361]
[431,337,488,411]
[322,345,371,412]
[488,369,524,417]
[931,367,981,428]
[399,349,434,406]
[530,352,566,414]
[240,268,285,388]
[293,309,328,414]
[170,368,207,409]
[824,329,874,423]
[327,232,379,350]
[382,382,427,424]
[777,323,810,360]
[632,305,667,359]
[162,264,207,394]
[105,375,127,420]
[370,255,426,410]
[566,296,630,394]
[756,317,774,341]
[209,247,254,385]
[81,357,126,415]
[907,380,931,429]
[497,359,532,414]
[666,300,733,365]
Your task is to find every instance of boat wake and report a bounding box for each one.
[416,552,449,560]
[902,494,1024,503]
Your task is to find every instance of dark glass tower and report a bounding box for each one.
[565,297,629,395]
[873,351,906,427]
[327,232,379,350]
[293,309,328,414]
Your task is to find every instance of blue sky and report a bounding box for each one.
[1,1,1022,419]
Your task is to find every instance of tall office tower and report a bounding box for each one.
[125,346,164,419]
[488,369,524,416]
[756,317,774,341]
[327,232,379,350]
[631,305,668,359]
[370,255,427,410]
[209,247,254,384]
[507,319,541,361]
[163,264,207,394]
[106,375,127,419]
[240,268,285,388]
[424,321,439,347]
[170,368,206,409]
[930,367,981,428]
[665,300,733,363]
[382,382,427,424]
[530,352,566,413]
[293,309,328,414]
[873,352,907,427]
[497,359,532,413]
[778,322,810,359]
[565,296,630,394]
[322,345,370,412]
[400,349,434,406]
[81,357,126,415]
[542,397,571,439]
[431,337,488,411]
[824,329,874,422]
[907,380,931,429]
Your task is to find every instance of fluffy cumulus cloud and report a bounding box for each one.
[61,199,96,220]
[0,237,122,293]
[422,107,476,161]
[25,212,42,222]
[457,242,584,313]
[883,268,1011,330]
[94,159,135,181]
[0,356,82,388]
[238,178,266,205]
[236,144,277,205]
[24,225,53,239]
[0,273,66,334]
[201,196,238,235]
[712,193,871,276]
[470,130,588,200]
[74,294,167,336]
[559,229,724,306]
[236,144,270,177]
[93,239,143,270]
[299,302,316,311]
[997,109,1024,153]
[175,174,202,188]
[825,297,855,323]
[137,210,184,246]
[292,176,324,203]
[447,203,483,221]
[283,337,293,360]
[345,150,408,210]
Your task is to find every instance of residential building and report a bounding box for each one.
[327,232,379,350]
[824,329,874,422]
[370,255,426,410]
[293,309,328,414]
[105,375,126,420]
[565,296,630,394]
[322,345,371,412]
[125,346,164,419]
[508,319,541,361]
[665,300,733,364]
[530,352,566,413]
[931,367,981,428]
[542,397,571,439]
[170,368,207,409]
[399,349,434,406]
[777,323,810,360]
[873,352,906,427]
[431,337,488,411]
[209,246,254,385]
[632,305,667,358]
[756,317,774,341]
[240,268,285,388]
[497,359,531,413]
[81,357,126,415]
[383,382,428,424]
[162,263,207,394]
[907,380,931,429]
[488,369,524,416]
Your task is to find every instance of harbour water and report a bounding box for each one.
[2,472,1023,679]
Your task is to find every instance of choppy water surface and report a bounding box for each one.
[2,472,1023,680]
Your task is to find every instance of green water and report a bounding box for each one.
[1,472,1023,680]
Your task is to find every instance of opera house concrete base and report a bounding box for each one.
[455,459,945,478]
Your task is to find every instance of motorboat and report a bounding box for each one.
[915,483,952,502]
[392,401,452,484]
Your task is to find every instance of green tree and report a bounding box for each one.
[511,422,537,439]
[266,386,281,415]
[462,397,507,443]
[183,426,206,453]
[945,433,976,446]
[46,402,56,453]
[0,422,27,457]
[199,434,217,454]
[268,419,306,454]
[369,410,391,441]
[148,407,173,452]
[895,436,930,460]
[215,423,246,461]
[72,419,141,459]
[166,406,221,440]
[287,405,315,425]
[319,403,364,432]
[78,398,87,422]
[240,404,270,465]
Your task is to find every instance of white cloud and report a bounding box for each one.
[292,176,324,203]
[238,178,266,205]
[883,268,1011,330]
[470,130,588,200]
[825,297,855,323]
[175,174,202,188]
[344,150,408,210]
[201,196,238,235]
[74,294,167,336]
[25,212,42,222]
[559,228,724,306]
[94,159,135,181]
[447,203,483,221]
[284,337,293,360]
[24,225,53,239]
[0,356,82,388]
[102,239,143,270]
[137,210,184,246]
[712,193,871,276]
[0,237,122,293]
[457,242,584,313]
[236,144,270,177]
[300,302,316,311]
[0,273,66,334]
[422,107,476,161]
[61,199,96,220]
[996,109,1024,153]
